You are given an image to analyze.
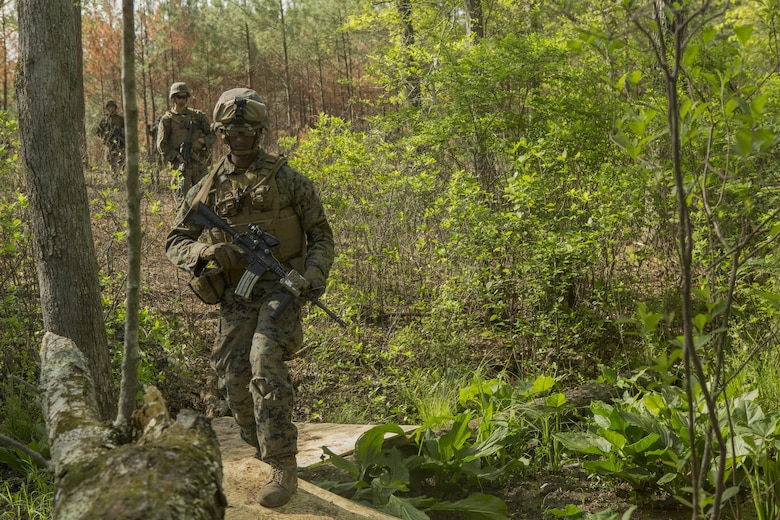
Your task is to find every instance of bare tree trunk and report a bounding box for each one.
[396,0,421,107]
[40,333,226,520]
[1,7,8,111]
[244,20,253,89]
[16,0,116,420]
[279,0,293,135]
[116,0,142,430]
[465,0,483,39]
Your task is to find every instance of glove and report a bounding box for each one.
[200,243,244,270]
[192,139,203,152]
[303,266,326,291]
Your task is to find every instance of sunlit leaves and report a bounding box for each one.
[734,25,754,46]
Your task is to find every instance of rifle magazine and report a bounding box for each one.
[235,270,260,301]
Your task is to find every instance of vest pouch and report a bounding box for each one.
[189,268,227,304]
[273,211,305,262]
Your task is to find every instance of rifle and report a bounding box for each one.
[109,127,125,149]
[185,201,347,327]
[178,121,195,173]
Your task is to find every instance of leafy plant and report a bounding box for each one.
[555,371,780,518]
[314,422,513,519]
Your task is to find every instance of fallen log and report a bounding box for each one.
[40,332,226,520]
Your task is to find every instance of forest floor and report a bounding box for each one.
[112,173,696,520]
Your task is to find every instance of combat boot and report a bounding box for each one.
[257,456,298,508]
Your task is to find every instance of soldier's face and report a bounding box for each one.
[106,105,116,114]
[174,94,189,108]
[221,127,259,155]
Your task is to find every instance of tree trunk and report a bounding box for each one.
[116,0,141,429]
[465,0,483,39]
[279,0,294,135]
[16,0,116,420]
[396,0,421,107]
[40,332,226,520]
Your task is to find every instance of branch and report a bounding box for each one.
[0,433,52,472]
[11,375,40,394]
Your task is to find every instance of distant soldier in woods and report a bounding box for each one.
[166,88,334,508]
[94,99,125,173]
[157,82,215,204]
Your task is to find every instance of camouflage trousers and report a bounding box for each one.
[212,281,303,462]
[171,161,208,205]
[105,144,124,174]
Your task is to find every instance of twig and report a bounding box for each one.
[0,433,52,472]
[11,375,40,394]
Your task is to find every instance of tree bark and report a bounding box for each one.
[40,332,226,520]
[396,0,421,107]
[16,0,116,420]
[465,0,483,39]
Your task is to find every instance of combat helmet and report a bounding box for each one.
[169,82,190,99]
[105,99,117,108]
[212,88,269,132]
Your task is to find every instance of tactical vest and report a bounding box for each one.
[198,154,306,279]
[167,110,204,149]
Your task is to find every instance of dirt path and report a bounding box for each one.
[213,418,411,519]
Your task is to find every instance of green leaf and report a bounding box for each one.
[751,94,768,117]
[354,423,406,470]
[382,495,430,520]
[321,445,361,480]
[555,432,613,455]
[724,98,740,117]
[734,25,754,46]
[532,375,556,393]
[546,393,567,408]
[461,426,512,461]
[624,433,660,456]
[426,493,509,519]
[682,44,699,67]
[546,504,583,517]
[628,70,643,85]
[692,313,707,332]
[730,391,764,426]
[600,429,626,450]
[721,486,742,504]
[642,394,666,415]
[735,127,753,156]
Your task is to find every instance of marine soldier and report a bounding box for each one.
[165,88,334,508]
[157,82,215,203]
[95,99,125,173]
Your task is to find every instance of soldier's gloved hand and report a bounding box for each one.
[303,266,326,293]
[200,243,244,270]
[192,139,204,152]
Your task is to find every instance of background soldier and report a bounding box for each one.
[95,99,125,173]
[166,88,334,508]
[156,82,215,203]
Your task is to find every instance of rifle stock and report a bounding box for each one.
[184,202,346,327]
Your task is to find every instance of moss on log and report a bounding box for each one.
[40,332,226,519]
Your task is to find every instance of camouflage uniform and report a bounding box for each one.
[157,107,215,202]
[95,102,125,173]
[166,150,334,463]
